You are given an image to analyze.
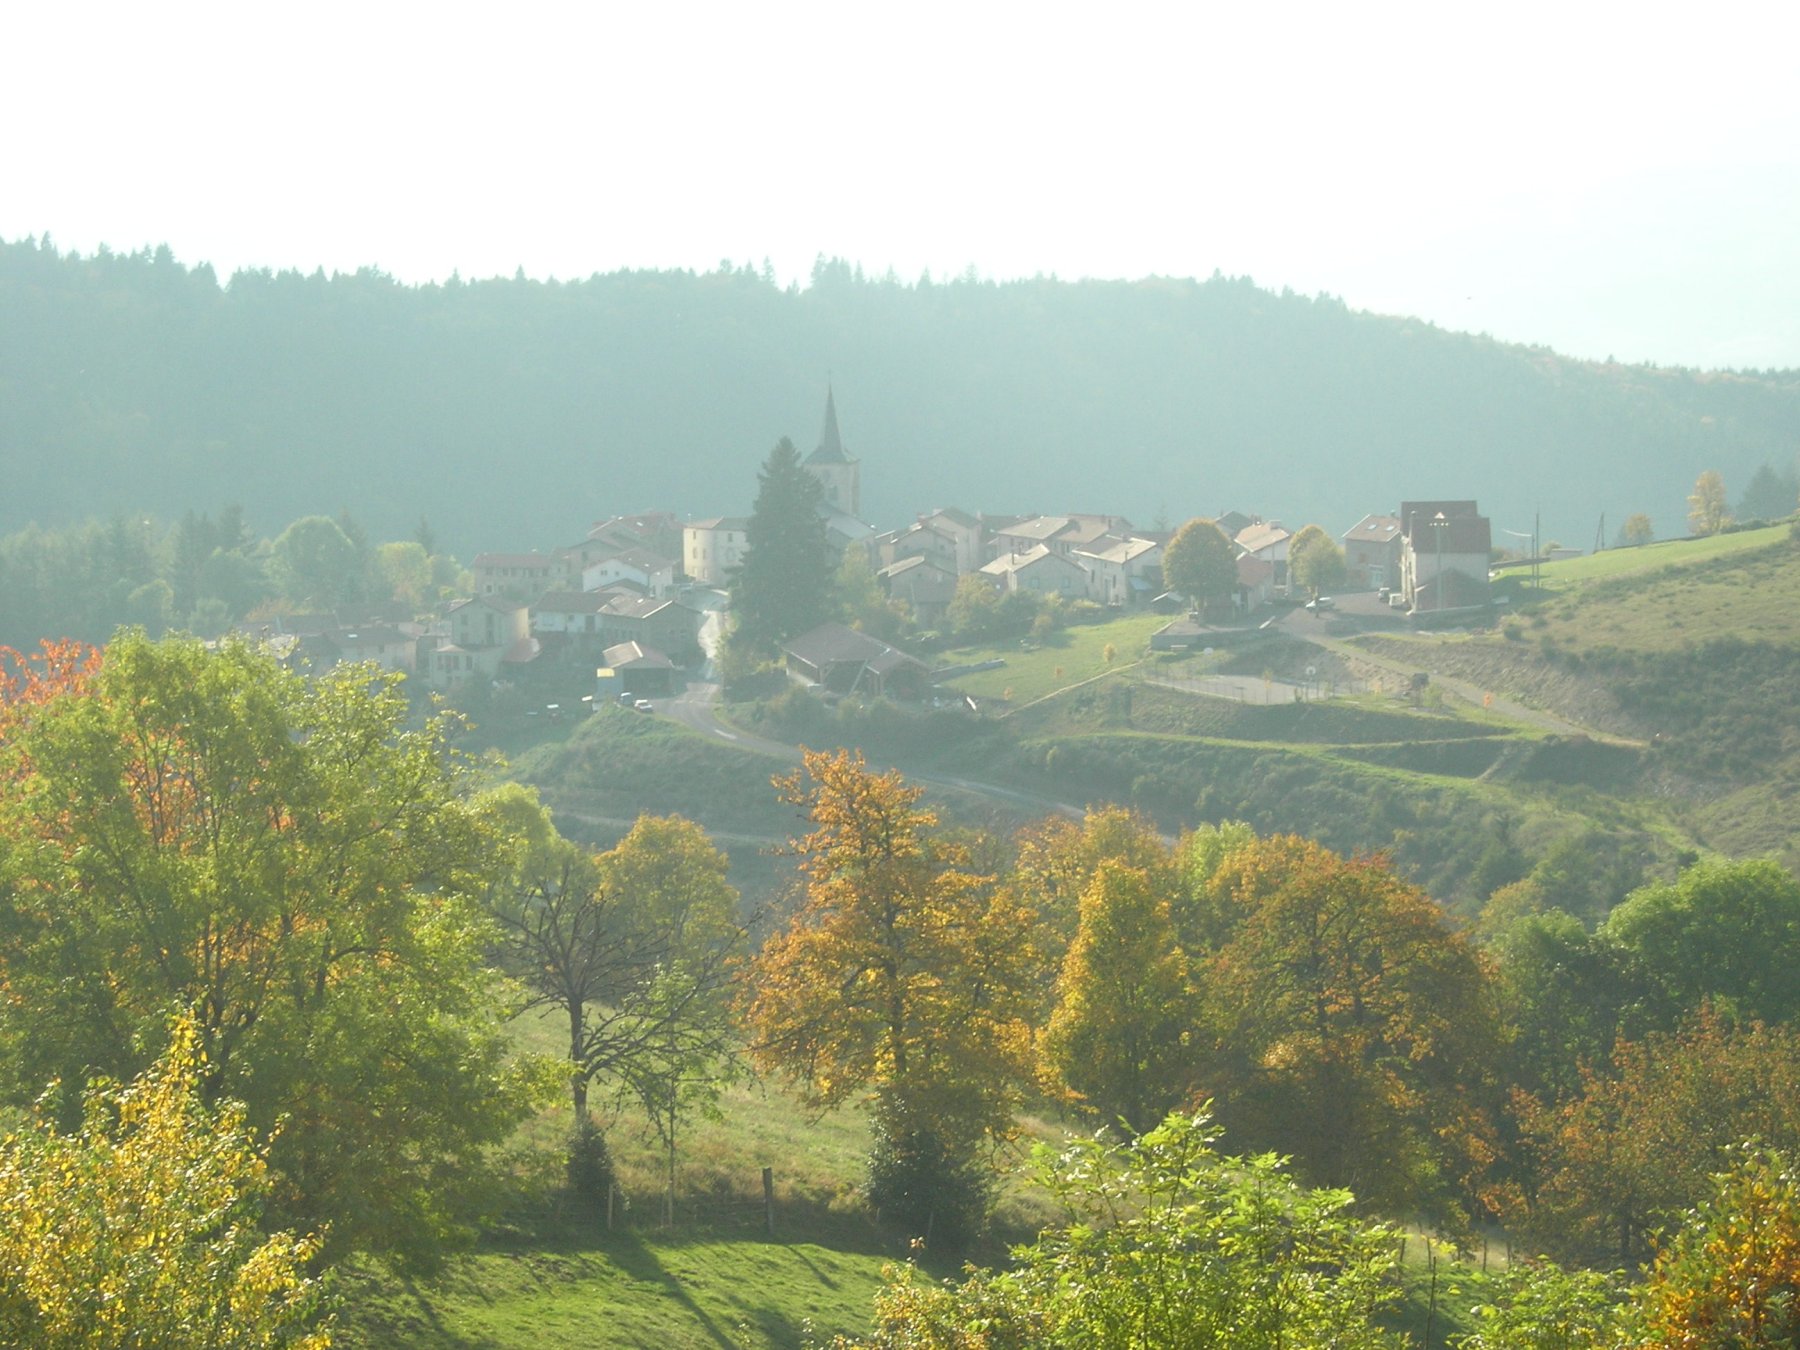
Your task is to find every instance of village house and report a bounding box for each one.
[1073,536,1163,606]
[918,507,986,574]
[589,592,705,664]
[1215,510,1254,539]
[597,640,678,697]
[472,552,557,599]
[1235,554,1279,612]
[682,517,748,586]
[1233,520,1293,591]
[585,512,684,562]
[1398,500,1493,615]
[878,521,959,572]
[426,595,538,689]
[781,623,932,700]
[1342,514,1404,590]
[989,515,1076,561]
[979,544,1090,598]
[582,547,676,598]
[531,590,613,641]
[878,555,958,627]
[298,623,417,674]
[822,507,878,559]
[230,607,427,677]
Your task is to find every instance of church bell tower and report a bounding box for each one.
[803,386,861,518]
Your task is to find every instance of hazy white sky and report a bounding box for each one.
[6,0,1796,369]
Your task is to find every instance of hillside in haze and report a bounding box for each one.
[5,237,1798,555]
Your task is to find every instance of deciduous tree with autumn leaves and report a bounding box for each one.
[742,748,1038,1241]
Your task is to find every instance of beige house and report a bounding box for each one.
[980,544,1090,598]
[591,593,705,664]
[1232,521,1292,592]
[683,517,748,585]
[586,513,685,562]
[990,515,1075,560]
[472,552,557,599]
[428,596,538,689]
[879,555,959,626]
[448,595,530,651]
[1342,514,1404,590]
[918,507,986,574]
[531,590,612,638]
[879,521,959,572]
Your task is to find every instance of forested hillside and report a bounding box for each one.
[5,237,1798,556]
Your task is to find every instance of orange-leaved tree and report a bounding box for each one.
[743,748,1036,1243]
[0,639,102,763]
[1513,1010,1800,1267]
[1199,834,1503,1223]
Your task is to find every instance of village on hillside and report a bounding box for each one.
[235,391,1506,701]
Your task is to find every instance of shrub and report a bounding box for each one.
[864,1100,992,1253]
[566,1117,615,1208]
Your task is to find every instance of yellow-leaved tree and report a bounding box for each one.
[1040,859,1199,1134]
[743,749,1036,1245]
[0,1015,333,1348]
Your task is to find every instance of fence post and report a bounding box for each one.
[763,1166,775,1238]
[606,1183,615,1232]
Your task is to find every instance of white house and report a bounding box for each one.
[1074,536,1163,606]
[582,547,676,598]
[1397,500,1493,613]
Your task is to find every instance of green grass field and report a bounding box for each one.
[337,1234,894,1349]
[934,612,1168,705]
[1519,527,1800,653]
[1528,523,1787,588]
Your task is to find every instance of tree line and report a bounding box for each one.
[9,235,1800,561]
[0,506,465,650]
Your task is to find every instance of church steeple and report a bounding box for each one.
[801,384,861,517]
[807,386,850,465]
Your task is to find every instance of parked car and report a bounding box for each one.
[633,698,654,713]
[1304,596,1337,612]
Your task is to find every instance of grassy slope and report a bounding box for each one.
[338,1236,892,1349]
[933,612,1168,705]
[922,615,1682,915]
[1384,525,1800,867]
[338,1015,1074,1350]
[1520,523,1800,652]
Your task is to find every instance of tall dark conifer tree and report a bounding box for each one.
[729,438,831,655]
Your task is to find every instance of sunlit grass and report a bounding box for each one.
[937,612,1169,705]
[1528,523,1786,589]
